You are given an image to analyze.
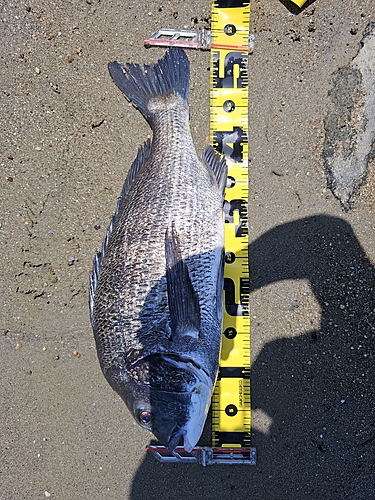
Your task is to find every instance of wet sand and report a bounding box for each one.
[1,1,374,498]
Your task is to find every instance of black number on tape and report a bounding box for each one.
[213,126,246,163]
[224,326,237,338]
[215,0,250,9]
[223,99,236,112]
[223,199,248,237]
[225,251,236,263]
[225,404,238,416]
[224,277,243,316]
[224,24,236,36]
[213,51,247,89]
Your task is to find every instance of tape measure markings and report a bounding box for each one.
[210,0,251,451]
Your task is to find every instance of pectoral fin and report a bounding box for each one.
[165,223,200,339]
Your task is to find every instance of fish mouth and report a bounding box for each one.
[134,353,213,452]
[157,355,212,453]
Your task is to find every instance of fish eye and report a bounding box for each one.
[138,410,153,427]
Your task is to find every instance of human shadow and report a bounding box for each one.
[248,215,375,497]
[129,215,374,499]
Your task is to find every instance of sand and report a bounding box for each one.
[1,0,374,498]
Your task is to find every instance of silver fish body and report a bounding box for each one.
[90,48,227,452]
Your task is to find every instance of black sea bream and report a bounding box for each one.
[90,48,227,452]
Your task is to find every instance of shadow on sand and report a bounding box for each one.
[129,215,374,499]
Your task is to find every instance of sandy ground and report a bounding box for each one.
[1,0,374,498]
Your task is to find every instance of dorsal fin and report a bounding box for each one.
[89,140,151,321]
[202,146,228,194]
[165,222,200,339]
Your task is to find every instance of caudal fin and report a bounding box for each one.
[108,48,190,122]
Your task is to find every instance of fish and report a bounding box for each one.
[89,48,227,453]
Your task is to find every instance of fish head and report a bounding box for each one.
[126,353,213,452]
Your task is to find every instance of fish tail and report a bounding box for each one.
[108,48,190,122]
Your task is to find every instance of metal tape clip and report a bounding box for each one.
[146,446,256,466]
[144,28,254,53]
[144,28,212,50]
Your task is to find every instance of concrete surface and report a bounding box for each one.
[323,22,375,210]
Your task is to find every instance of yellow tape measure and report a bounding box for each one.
[210,0,251,450]
[290,0,308,7]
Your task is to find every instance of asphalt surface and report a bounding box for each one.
[1,1,374,499]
